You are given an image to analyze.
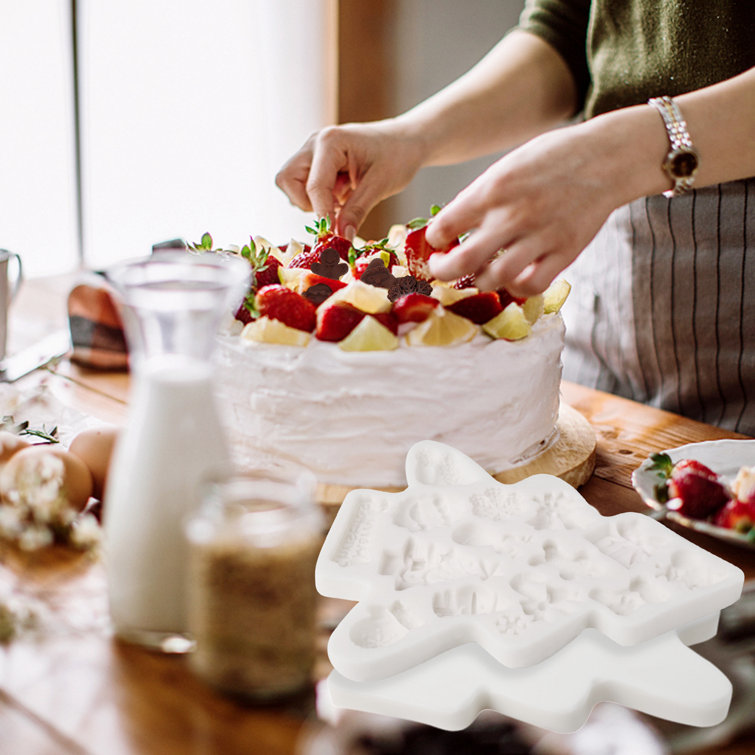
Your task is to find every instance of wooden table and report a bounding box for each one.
[2,275,754,754]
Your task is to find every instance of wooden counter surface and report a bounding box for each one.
[1,274,753,754]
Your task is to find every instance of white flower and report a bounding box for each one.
[70,513,102,550]
[18,525,54,551]
[0,506,22,538]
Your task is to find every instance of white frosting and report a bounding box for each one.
[213,315,564,488]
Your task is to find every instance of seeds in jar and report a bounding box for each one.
[188,530,321,699]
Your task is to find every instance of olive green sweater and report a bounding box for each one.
[518,0,755,117]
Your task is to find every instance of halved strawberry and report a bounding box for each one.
[667,459,731,519]
[714,497,755,531]
[498,289,527,309]
[233,284,259,326]
[358,239,400,268]
[447,291,502,324]
[404,224,459,281]
[234,301,254,325]
[255,255,282,288]
[392,293,440,324]
[279,267,348,297]
[256,285,316,332]
[318,237,353,261]
[307,272,347,293]
[353,256,372,280]
[672,459,718,479]
[278,242,311,256]
[372,311,399,335]
[288,247,322,269]
[218,237,283,323]
[307,217,353,261]
[713,497,755,533]
[454,274,476,289]
[315,301,364,342]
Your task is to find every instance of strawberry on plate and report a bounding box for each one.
[256,285,316,332]
[713,497,755,534]
[657,457,732,520]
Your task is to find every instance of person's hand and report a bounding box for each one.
[275,120,426,238]
[426,121,628,297]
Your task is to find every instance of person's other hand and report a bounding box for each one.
[275,120,425,238]
[426,122,623,297]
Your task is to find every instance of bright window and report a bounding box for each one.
[1,0,336,276]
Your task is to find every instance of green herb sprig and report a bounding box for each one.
[1,416,59,444]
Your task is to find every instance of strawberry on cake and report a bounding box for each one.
[207,213,571,492]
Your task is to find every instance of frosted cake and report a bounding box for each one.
[208,216,570,490]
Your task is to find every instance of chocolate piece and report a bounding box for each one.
[388,275,433,301]
[310,247,348,280]
[361,258,397,289]
[303,282,334,306]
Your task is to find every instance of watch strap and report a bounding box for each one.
[648,96,699,198]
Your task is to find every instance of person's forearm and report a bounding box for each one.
[424,65,755,297]
[391,30,579,169]
[675,67,755,189]
[579,66,755,207]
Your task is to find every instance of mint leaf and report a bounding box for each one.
[305,217,330,239]
[242,291,259,319]
[649,452,674,477]
[406,216,428,230]
[653,482,670,503]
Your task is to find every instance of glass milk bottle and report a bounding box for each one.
[104,251,249,651]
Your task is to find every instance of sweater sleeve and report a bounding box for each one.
[516,0,592,109]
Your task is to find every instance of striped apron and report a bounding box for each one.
[560,177,755,436]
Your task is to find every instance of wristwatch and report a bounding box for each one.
[648,96,699,197]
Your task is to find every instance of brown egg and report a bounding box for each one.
[0,444,94,511]
[69,426,120,501]
[0,431,31,465]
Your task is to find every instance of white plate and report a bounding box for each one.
[632,439,755,549]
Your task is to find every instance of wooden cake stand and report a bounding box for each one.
[316,403,597,512]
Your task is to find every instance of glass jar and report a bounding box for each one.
[186,467,324,700]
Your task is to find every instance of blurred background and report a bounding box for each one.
[0,0,523,276]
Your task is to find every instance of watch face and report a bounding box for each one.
[667,149,699,178]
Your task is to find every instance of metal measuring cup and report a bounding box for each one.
[0,249,23,361]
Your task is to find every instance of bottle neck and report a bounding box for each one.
[120,302,223,369]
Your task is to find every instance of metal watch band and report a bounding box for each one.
[648,96,699,198]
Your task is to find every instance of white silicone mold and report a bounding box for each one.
[316,441,744,683]
[326,628,733,732]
